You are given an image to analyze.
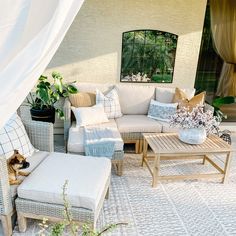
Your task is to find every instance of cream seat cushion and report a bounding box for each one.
[17,153,111,211]
[68,120,124,153]
[116,115,162,133]
[157,121,178,133]
[11,151,49,198]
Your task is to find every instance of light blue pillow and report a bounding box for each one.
[148,99,178,122]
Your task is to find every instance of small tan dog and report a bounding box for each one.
[7,150,30,185]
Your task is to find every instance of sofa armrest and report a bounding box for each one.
[63,98,72,143]
[23,120,54,152]
[0,156,13,215]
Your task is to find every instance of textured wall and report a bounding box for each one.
[45,0,207,88]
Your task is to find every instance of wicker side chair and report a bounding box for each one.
[0,108,53,236]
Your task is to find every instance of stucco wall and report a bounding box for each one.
[45,0,207,88]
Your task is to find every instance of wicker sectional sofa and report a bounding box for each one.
[63,83,201,175]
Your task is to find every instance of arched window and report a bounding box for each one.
[120,30,178,83]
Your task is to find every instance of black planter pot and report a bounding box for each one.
[30,107,55,123]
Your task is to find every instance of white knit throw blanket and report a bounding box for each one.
[84,127,116,158]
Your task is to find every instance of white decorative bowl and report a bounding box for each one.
[178,128,206,145]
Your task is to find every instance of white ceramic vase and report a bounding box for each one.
[178,128,206,145]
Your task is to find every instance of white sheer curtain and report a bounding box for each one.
[0,0,84,128]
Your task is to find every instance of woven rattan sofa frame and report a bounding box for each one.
[15,175,110,233]
[0,116,54,236]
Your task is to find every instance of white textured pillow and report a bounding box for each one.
[148,99,178,122]
[96,88,122,119]
[71,104,109,127]
[0,113,35,159]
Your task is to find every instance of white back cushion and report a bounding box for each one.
[71,104,109,127]
[96,88,122,119]
[115,84,155,115]
[0,114,35,159]
[155,87,195,103]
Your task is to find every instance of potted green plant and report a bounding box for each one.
[26,71,77,123]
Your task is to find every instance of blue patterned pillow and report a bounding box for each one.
[148,99,178,122]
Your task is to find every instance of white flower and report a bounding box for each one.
[170,105,220,134]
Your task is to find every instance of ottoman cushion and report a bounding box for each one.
[11,151,49,198]
[17,153,111,211]
[68,120,124,153]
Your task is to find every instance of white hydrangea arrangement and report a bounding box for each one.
[170,105,221,134]
[122,72,151,82]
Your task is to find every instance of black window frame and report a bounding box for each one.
[120,29,178,84]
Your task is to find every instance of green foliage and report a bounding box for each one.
[152,74,172,83]
[50,223,65,236]
[212,96,236,108]
[26,72,77,119]
[212,96,236,119]
[121,30,177,82]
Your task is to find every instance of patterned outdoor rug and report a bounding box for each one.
[12,136,236,236]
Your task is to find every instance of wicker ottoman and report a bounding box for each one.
[15,152,111,232]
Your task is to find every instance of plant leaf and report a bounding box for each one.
[66,85,78,94]
[54,77,63,94]
[212,96,235,108]
[62,91,69,97]
[52,92,60,101]
[56,108,64,119]
[37,88,50,105]
[39,75,47,81]
[52,71,62,79]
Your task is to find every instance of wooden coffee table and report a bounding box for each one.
[142,133,233,188]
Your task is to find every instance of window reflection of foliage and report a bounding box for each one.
[121,30,177,83]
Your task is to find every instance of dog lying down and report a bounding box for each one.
[7,150,30,185]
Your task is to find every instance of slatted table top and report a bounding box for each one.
[143,133,232,154]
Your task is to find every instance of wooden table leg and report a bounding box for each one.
[139,139,143,153]
[202,155,206,165]
[222,152,232,183]
[152,153,160,188]
[135,140,140,154]
[141,138,147,167]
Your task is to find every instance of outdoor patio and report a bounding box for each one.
[1,0,236,235]
[0,133,231,235]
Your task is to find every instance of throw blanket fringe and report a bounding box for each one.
[84,127,116,158]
